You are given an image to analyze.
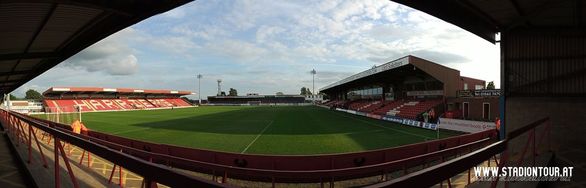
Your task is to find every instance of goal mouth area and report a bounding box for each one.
[247,101,262,106]
[42,106,82,125]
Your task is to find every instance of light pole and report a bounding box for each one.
[197,74,202,105]
[217,79,222,96]
[310,69,316,102]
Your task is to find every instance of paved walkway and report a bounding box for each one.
[0,129,33,188]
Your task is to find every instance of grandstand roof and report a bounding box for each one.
[0,0,192,96]
[43,87,192,96]
[320,55,462,91]
[391,0,586,43]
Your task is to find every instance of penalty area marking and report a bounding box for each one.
[240,120,273,154]
[331,111,433,140]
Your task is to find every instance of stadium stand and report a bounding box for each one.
[324,98,442,121]
[372,100,404,116]
[207,95,305,105]
[42,87,193,112]
[393,99,443,120]
[319,56,499,124]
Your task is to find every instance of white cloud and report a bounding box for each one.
[15,0,501,98]
[205,40,268,62]
[256,25,286,43]
[161,8,186,19]
[63,33,139,76]
[169,0,498,87]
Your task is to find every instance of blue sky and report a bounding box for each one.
[13,0,500,99]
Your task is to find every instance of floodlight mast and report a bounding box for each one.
[310,69,317,102]
[217,79,222,96]
[197,74,202,105]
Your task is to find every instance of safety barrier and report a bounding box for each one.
[372,117,551,187]
[0,109,226,188]
[1,108,498,187]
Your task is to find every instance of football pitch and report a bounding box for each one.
[70,106,459,155]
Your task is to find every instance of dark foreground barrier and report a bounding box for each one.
[0,109,228,188]
[2,109,497,186]
[371,117,551,187]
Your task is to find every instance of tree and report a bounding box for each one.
[9,94,20,100]
[486,81,495,89]
[300,87,312,95]
[220,91,226,96]
[228,88,238,96]
[25,89,42,100]
[276,92,284,95]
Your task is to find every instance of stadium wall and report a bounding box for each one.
[502,29,586,162]
[409,56,461,97]
[446,97,499,121]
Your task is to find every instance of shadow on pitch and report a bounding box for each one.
[120,106,403,135]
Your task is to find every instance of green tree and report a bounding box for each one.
[276,92,284,95]
[300,87,312,95]
[9,94,20,100]
[25,89,42,100]
[486,81,496,89]
[228,88,238,96]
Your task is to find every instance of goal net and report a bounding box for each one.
[43,106,82,125]
[247,101,262,106]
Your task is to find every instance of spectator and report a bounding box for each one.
[495,117,501,140]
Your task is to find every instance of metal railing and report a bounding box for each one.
[0,109,227,188]
[370,117,551,187]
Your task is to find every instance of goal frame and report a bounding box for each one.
[247,101,262,106]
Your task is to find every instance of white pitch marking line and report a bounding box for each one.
[111,127,153,135]
[343,129,385,135]
[111,119,270,135]
[241,120,273,154]
[332,112,433,140]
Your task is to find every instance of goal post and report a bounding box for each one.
[43,105,82,125]
[247,101,262,106]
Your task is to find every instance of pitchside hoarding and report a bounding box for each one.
[438,118,496,133]
[335,108,438,130]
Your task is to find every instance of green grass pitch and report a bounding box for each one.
[54,106,460,155]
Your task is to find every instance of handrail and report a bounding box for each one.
[1,109,229,188]
[370,117,551,187]
[368,141,506,187]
